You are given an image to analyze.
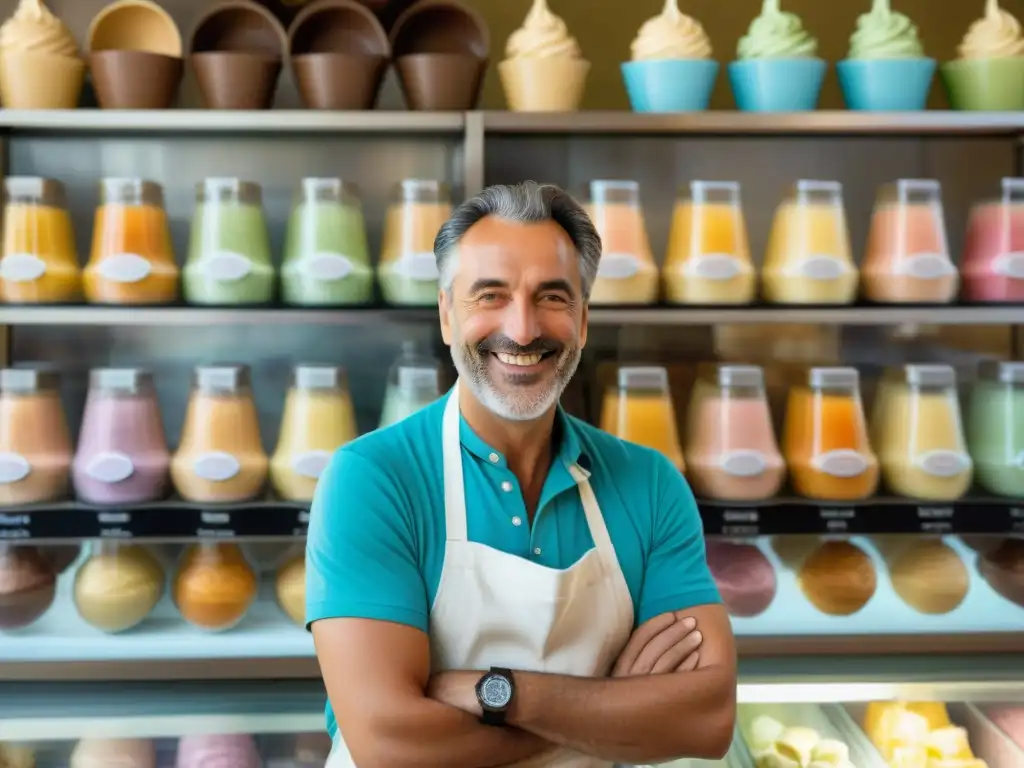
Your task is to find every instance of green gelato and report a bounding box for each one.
[849,0,925,59]
[737,0,818,59]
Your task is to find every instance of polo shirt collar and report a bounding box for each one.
[450,389,584,472]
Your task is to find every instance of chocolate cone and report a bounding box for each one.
[192,52,281,109]
[89,50,183,109]
[395,53,484,110]
[293,53,387,109]
[190,1,287,56]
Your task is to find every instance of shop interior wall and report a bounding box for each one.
[10,0,1022,111]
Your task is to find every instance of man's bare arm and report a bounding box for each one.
[312,618,552,768]
[430,604,736,765]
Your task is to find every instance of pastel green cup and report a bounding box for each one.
[941,57,1024,110]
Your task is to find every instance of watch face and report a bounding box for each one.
[480,674,513,708]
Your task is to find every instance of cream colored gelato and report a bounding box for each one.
[631,0,711,61]
[747,715,857,768]
[0,0,77,57]
[505,0,582,60]
[958,0,1024,59]
[71,739,155,768]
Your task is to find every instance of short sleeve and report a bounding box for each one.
[305,447,429,633]
[636,456,721,624]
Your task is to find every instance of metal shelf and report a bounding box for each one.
[481,110,1024,136]
[0,110,465,134]
[2,496,1019,543]
[0,110,1021,137]
[0,680,325,739]
[3,656,1024,739]
[1,304,1023,326]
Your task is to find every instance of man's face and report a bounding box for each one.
[439,216,588,422]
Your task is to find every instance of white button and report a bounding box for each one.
[488,452,500,464]
[533,547,542,556]
[512,516,522,527]
[501,481,513,492]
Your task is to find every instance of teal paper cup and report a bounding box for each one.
[728,57,826,112]
[941,57,1024,111]
[837,58,936,111]
[621,59,719,112]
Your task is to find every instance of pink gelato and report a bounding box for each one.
[986,706,1024,751]
[705,540,777,617]
[175,734,260,768]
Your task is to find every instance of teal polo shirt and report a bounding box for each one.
[305,389,720,738]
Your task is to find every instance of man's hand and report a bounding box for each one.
[612,611,702,677]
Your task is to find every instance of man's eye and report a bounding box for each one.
[479,293,499,302]
[541,294,566,303]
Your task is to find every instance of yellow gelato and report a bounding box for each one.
[0,0,77,57]
[505,0,582,60]
[958,0,1024,59]
[631,0,711,61]
[863,701,990,768]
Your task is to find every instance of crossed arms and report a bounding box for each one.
[312,604,736,768]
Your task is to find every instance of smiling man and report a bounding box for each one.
[307,181,736,768]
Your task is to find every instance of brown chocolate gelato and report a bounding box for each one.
[0,544,55,630]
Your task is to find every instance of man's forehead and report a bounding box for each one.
[457,215,575,262]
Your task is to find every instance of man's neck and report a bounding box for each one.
[458,386,556,516]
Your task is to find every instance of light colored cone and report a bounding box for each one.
[499,57,589,112]
[0,52,84,108]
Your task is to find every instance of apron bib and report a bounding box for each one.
[327,381,634,767]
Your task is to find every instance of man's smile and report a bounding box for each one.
[488,349,558,376]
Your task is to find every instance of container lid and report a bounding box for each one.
[617,365,669,391]
[395,179,449,204]
[979,360,1024,384]
[294,364,344,390]
[299,178,360,205]
[792,180,844,206]
[198,178,262,204]
[4,177,66,204]
[808,367,859,390]
[0,365,60,394]
[100,178,164,206]
[397,365,439,395]
[589,179,640,207]
[905,364,956,388]
[194,364,250,393]
[89,367,153,394]
[1000,178,1024,205]
[718,365,763,389]
[688,180,741,206]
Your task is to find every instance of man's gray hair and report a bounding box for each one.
[433,181,602,298]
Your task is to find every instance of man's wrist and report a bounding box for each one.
[426,670,483,717]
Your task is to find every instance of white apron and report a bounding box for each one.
[327,381,635,767]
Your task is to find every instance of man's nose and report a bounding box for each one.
[502,301,541,346]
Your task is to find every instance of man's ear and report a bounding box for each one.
[579,302,588,349]
[438,288,452,345]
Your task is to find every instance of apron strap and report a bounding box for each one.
[568,462,619,567]
[442,381,469,542]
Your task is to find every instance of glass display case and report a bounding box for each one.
[0,0,1022,754]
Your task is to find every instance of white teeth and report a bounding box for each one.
[496,352,543,366]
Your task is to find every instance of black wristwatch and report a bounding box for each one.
[475,667,515,726]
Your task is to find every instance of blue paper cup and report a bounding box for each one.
[728,58,827,112]
[621,59,719,112]
[836,58,935,111]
